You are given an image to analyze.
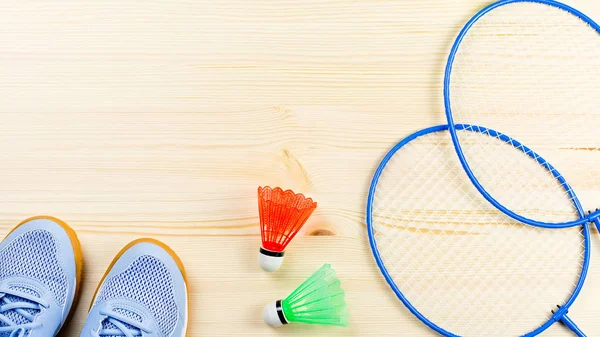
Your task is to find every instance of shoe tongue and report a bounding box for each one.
[102,307,143,337]
[0,285,41,336]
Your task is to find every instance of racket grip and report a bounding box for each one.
[560,314,586,337]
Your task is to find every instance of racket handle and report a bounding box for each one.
[560,314,586,337]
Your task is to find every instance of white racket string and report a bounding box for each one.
[369,128,587,336]
[446,0,600,224]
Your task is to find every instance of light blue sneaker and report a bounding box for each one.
[0,216,82,337]
[80,239,188,337]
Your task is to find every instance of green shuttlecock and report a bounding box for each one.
[263,263,349,327]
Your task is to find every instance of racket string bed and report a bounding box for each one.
[458,129,579,223]
[368,125,589,336]
[444,0,600,227]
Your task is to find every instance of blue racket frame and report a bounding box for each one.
[443,0,600,228]
[366,124,591,336]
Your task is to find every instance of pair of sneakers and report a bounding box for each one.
[0,216,188,337]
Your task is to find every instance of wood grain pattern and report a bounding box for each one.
[0,0,599,335]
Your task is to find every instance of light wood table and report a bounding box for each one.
[0,1,599,336]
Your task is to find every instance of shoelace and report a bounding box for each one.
[93,309,152,337]
[0,287,49,337]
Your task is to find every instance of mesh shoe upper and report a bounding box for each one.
[96,255,178,337]
[82,240,187,337]
[0,217,80,337]
[0,230,68,306]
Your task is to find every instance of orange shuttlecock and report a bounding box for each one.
[258,186,317,272]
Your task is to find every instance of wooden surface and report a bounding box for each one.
[0,0,599,336]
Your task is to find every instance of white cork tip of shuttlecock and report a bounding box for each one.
[259,249,284,272]
[263,301,285,327]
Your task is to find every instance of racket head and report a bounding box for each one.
[366,125,590,336]
[444,0,600,228]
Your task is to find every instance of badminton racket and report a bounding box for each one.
[367,124,591,336]
[444,0,600,229]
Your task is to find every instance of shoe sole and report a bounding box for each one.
[88,238,189,334]
[7,215,83,333]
